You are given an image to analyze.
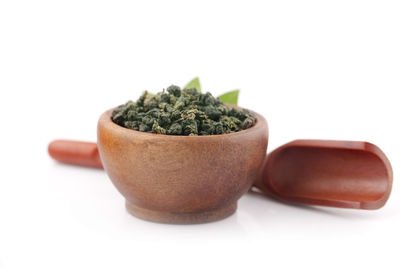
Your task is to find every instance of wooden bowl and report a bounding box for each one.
[97,109,268,224]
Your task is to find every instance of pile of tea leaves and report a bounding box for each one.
[111,85,256,136]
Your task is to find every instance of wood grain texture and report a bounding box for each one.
[254,140,393,210]
[97,109,269,224]
[48,118,393,220]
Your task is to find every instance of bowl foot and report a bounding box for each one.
[125,201,237,224]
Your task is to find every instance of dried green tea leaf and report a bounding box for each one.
[147,92,155,97]
[183,77,201,92]
[218,90,240,105]
[111,85,256,136]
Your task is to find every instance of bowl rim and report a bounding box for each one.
[99,106,268,140]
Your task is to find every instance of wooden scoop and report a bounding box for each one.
[253,140,393,210]
[48,139,393,210]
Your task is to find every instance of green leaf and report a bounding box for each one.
[218,90,240,105]
[147,92,155,97]
[184,77,201,92]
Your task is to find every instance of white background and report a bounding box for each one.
[0,0,399,266]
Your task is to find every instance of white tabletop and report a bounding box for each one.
[0,1,399,266]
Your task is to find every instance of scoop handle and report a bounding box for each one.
[48,140,103,169]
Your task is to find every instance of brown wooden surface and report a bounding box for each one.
[96,109,268,224]
[48,140,103,169]
[48,117,393,221]
[254,140,393,210]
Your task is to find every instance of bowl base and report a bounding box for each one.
[125,201,237,224]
